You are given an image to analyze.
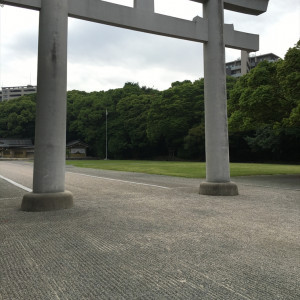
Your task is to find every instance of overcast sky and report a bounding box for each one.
[0,0,299,92]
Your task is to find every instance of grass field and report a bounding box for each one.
[66,160,300,178]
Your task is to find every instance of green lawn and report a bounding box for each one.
[66,160,300,178]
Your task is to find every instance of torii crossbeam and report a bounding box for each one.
[1,0,269,210]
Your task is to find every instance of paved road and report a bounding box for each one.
[0,161,299,299]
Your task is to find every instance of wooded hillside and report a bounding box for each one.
[1,41,299,162]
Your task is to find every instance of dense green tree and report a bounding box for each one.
[0,94,36,139]
[67,89,117,157]
[116,93,157,158]
[228,40,300,161]
[278,41,300,128]
[106,83,159,158]
[66,83,159,158]
[228,60,285,132]
[182,123,205,159]
[147,79,205,158]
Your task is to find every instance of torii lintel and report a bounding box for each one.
[191,0,269,15]
[1,0,260,52]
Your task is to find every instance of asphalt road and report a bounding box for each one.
[0,161,299,299]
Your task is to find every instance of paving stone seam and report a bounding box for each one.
[67,171,171,190]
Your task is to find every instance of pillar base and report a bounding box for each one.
[199,181,238,196]
[21,191,74,212]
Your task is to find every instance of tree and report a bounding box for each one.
[67,90,111,157]
[182,123,205,160]
[147,79,205,158]
[0,94,36,139]
[227,40,300,161]
[278,40,300,128]
[66,83,159,158]
[228,60,285,132]
[116,93,157,158]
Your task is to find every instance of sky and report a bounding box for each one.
[0,0,299,92]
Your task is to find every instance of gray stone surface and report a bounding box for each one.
[191,0,269,15]
[203,0,230,185]
[21,0,74,211]
[233,174,300,191]
[0,161,299,299]
[201,0,239,195]
[2,0,260,51]
[21,191,73,212]
[199,181,238,195]
[32,0,68,194]
[134,0,154,12]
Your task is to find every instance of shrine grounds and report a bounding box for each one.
[0,161,299,299]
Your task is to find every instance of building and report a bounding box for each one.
[226,51,281,78]
[66,140,88,158]
[0,85,37,101]
[0,139,34,158]
[0,138,89,159]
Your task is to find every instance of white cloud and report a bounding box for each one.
[67,16,203,91]
[260,9,300,58]
[67,61,198,92]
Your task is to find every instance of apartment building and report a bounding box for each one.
[226,52,281,78]
[0,85,37,101]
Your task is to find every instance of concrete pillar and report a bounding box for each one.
[21,0,73,211]
[241,50,250,75]
[199,0,238,196]
[134,0,154,12]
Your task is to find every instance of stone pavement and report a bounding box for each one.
[0,169,299,299]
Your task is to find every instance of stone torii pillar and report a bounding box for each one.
[192,0,269,195]
[21,0,73,211]
[199,0,238,195]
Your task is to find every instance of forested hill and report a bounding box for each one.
[1,41,299,162]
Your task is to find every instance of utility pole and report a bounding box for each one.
[105,109,108,160]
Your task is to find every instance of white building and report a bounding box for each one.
[0,85,37,101]
[226,52,281,78]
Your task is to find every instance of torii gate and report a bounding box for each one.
[1,0,269,211]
